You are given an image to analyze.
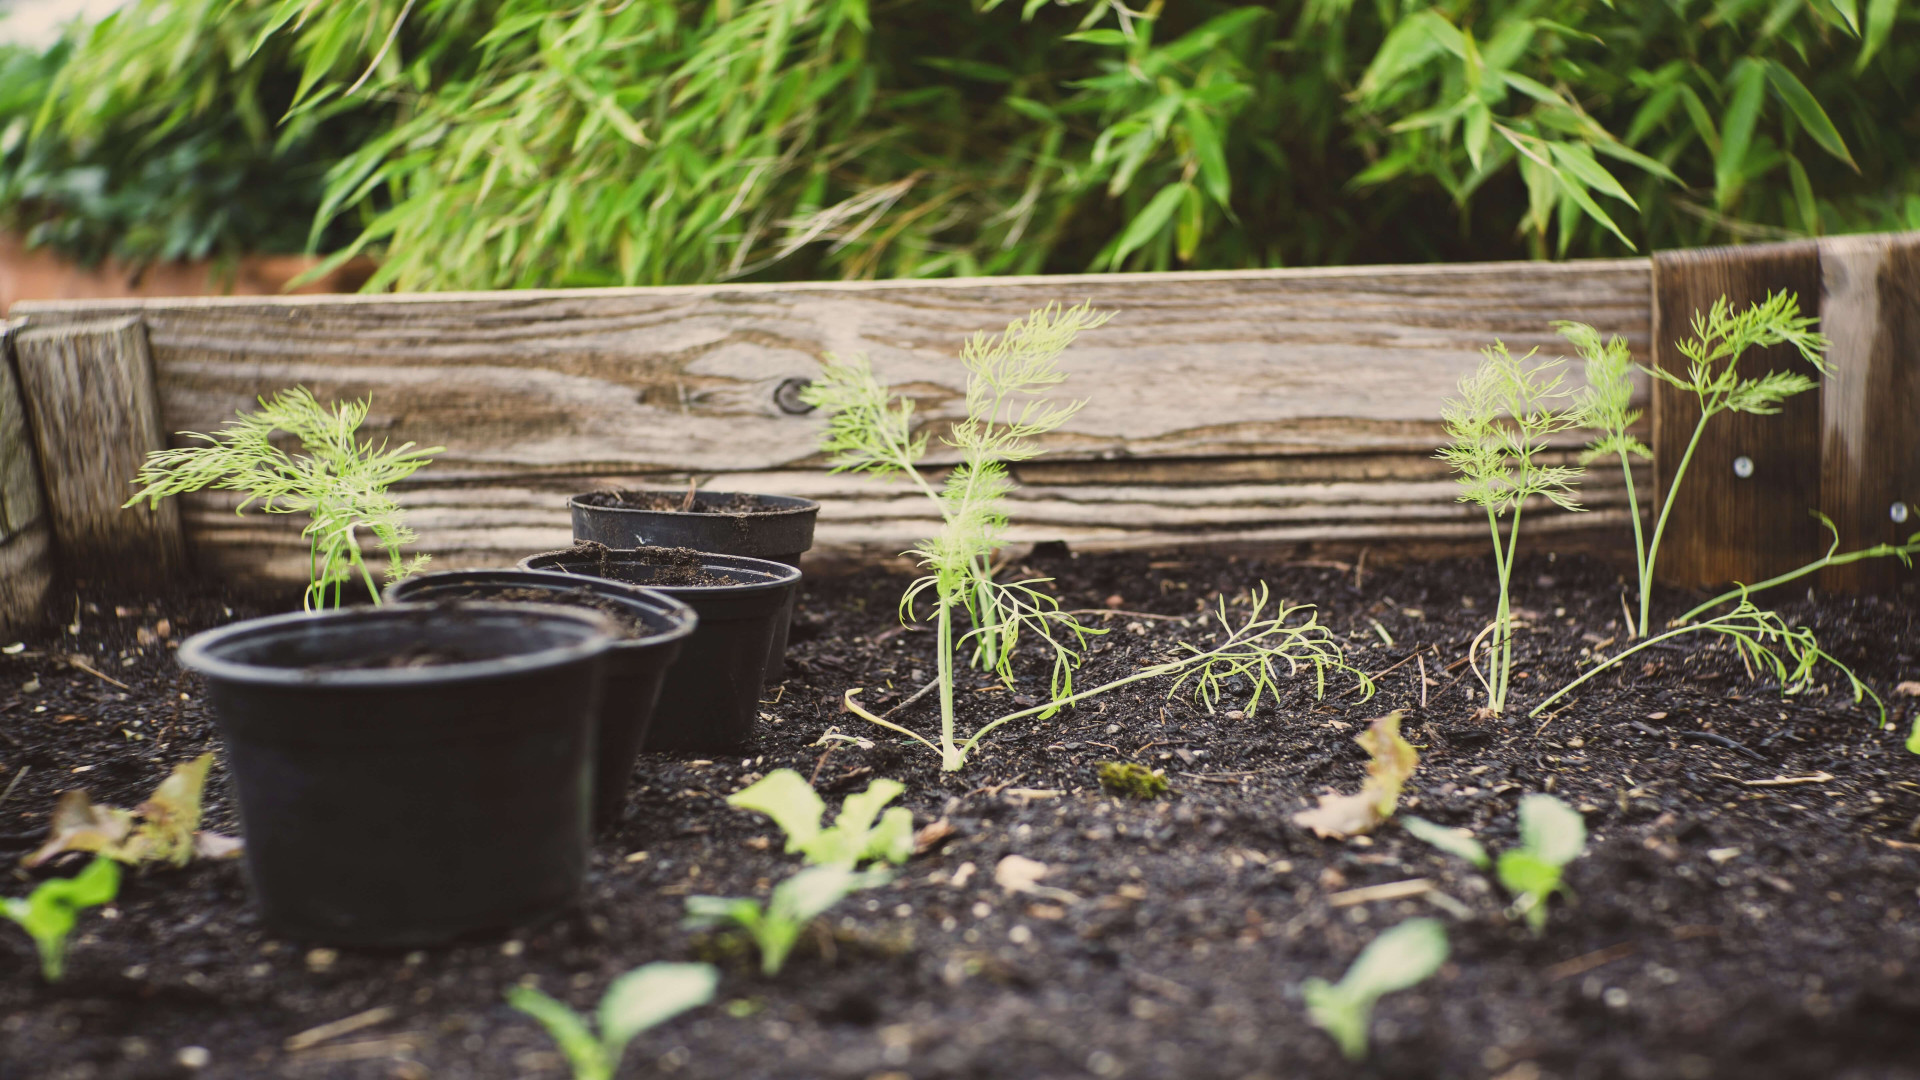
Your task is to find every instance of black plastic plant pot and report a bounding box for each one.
[385,570,697,825]
[177,602,617,947]
[518,546,802,753]
[568,490,819,681]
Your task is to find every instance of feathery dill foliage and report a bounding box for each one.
[124,388,441,609]
[806,307,1374,770]
[1438,344,1582,715]
[802,302,1112,771]
[17,1,1918,287]
[1635,291,1828,635]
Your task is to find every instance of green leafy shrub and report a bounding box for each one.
[684,865,889,976]
[124,388,440,609]
[726,770,913,868]
[1302,917,1449,1061]
[18,1,1916,288]
[508,962,717,1080]
[3,856,119,981]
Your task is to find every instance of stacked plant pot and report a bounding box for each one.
[568,490,818,681]
[519,543,803,753]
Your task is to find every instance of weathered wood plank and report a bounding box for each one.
[1650,241,1827,589]
[12,317,186,583]
[11,259,1653,583]
[1815,233,1920,592]
[0,320,53,634]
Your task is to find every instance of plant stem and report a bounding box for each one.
[1527,617,1722,718]
[1484,505,1511,714]
[1676,540,1920,625]
[1641,413,1708,637]
[936,596,961,771]
[1617,446,1647,639]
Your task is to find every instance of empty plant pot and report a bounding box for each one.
[518,545,801,752]
[178,602,617,947]
[385,570,697,825]
[569,490,819,681]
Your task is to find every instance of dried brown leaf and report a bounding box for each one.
[1292,711,1418,840]
[22,790,134,867]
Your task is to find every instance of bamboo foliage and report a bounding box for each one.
[14,0,1918,286]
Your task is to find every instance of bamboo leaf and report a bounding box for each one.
[1106,182,1188,270]
[1763,60,1856,169]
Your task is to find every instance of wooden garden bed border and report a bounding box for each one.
[1,234,1913,634]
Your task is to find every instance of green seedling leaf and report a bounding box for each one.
[25,754,240,869]
[1303,917,1449,1060]
[1401,816,1491,869]
[727,770,825,856]
[508,962,718,1080]
[685,866,890,976]
[2,856,120,981]
[598,963,720,1058]
[727,770,913,867]
[1497,794,1587,933]
[1294,712,1417,839]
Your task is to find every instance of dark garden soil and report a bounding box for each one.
[2,550,1917,1080]
[537,544,745,588]
[577,491,785,515]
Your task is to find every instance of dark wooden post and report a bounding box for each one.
[12,316,187,585]
[1651,233,1920,592]
[0,320,54,634]
[1815,233,1920,592]
[1650,240,1826,589]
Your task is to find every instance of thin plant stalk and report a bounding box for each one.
[1678,523,1919,625]
[1529,594,1882,721]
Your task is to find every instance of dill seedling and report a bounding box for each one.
[847,584,1372,771]
[807,306,1374,770]
[801,302,1114,770]
[124,388,442,609]
[1438,344,1583,715]
[1564,291,1828,638]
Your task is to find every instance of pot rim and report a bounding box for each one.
[178,602,616,689]
[385,569,699,651]
[518,548,803,597]
[567,490,820,520]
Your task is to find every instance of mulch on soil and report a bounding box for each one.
[1,550,1916,1080]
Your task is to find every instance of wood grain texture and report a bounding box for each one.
[0,320,52,633]
[11,260,1653,584]
[1816,233,1920,592]
[1651,241,1826,589]
[13,317,186,583]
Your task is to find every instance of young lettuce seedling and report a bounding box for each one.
[1302,917,1449,1061]
[684,865,890,976]
[1404,794,1587,934]
[3,856,119,981]
[125,388,441,609]
[1498,794,1588,934]
[507,962,717,1080]
[726,770,913,868]
[1438,344,1583,715]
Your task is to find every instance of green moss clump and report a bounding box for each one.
[1097,761,1169,800]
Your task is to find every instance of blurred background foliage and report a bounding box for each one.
[2,0,1915,288]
